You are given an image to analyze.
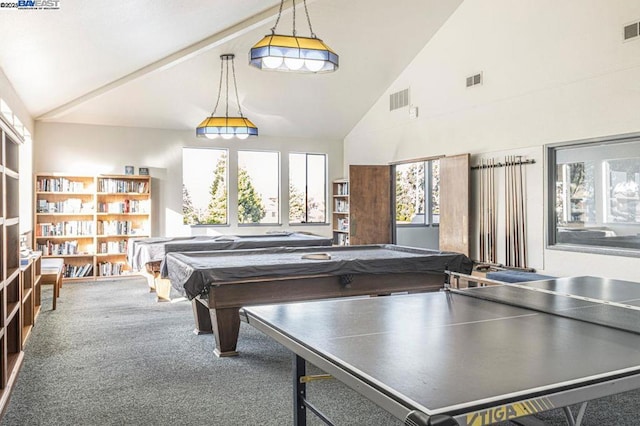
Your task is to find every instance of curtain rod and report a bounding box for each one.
[471,159,536,170]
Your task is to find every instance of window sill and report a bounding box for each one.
[547,243,640,258]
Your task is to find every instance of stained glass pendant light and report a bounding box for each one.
[249,0,338,73]
[196,54,258,140]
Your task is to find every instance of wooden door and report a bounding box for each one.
[349,165,392,245]
[439,154,470,256]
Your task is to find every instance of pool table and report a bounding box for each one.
[127,232,332,299]
[164,244,473,357]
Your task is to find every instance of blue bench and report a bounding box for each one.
[486,270,555,283]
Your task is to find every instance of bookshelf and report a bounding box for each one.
[34,173,151,280]
[332,179,350,245]
[0,120,24,413]
[20,251,41,346]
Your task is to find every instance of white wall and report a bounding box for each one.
[345,0,640,281]
[0,67,34,235]
[34,122,342,238]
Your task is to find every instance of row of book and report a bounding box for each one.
[335,182,349,195]
[336,217,349,232]
[97,199,150,214]
[334,233,350,246]
[63,263,93,278]
[37,240,80,256]
[334,199,349,213]
[36,221,94,237]
[97,240,128,254]
[97,220,135,235]
[37,198,93,214]
[98,261,126,276]
[37,178,89,193]
[98,178,148,194]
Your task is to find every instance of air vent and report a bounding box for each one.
[389,88,409,111]
[466,72,482,88]
[624,22,639,40]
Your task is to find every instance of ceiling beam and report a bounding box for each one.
[37,2,298,121]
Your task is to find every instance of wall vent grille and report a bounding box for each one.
[466,72,483,88]
[389,89,409,111]
[624,22,639,40]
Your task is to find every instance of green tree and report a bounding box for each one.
[431,160,440,216]
[289,183,306,223]
[395,163,424,222]
[182,184,198,225]
[238,167,266,223]
[206,154,228,224]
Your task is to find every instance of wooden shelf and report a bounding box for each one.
[35,235,96,239]
[332,180,350,246]
[1,130,26,410]
[34,173,152,280]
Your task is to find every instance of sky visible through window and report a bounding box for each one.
[183,148,226,220]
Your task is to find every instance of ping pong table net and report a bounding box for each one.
[447,279,640,336]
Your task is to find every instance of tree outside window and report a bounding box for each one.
[395,160,439,225]
[238,151,280,224]
[182,148,228,225]
[289,153,327,223]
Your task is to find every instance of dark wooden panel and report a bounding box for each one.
[208,272,445,309]
[439,154,470,256]
[349,165,391,245]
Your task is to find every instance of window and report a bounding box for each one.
[548,134,640,255]
[395,159,440,225]
[182,148,228,225]
[289,153,327,223]
[238,150,280,224]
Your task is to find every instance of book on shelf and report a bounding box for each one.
[64,263,93,278]
[97,199,150,214]
[37,177,88,193]
[98,178,149,194]
[336,182,349,195]
[98,261,126,276]
[37,239,82,256]
[36,221,94,236]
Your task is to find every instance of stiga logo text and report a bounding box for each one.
[465,398,554,426]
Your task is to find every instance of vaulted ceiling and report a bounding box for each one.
[0,0,463,140]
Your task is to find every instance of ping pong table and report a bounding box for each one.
[244,276,640,426]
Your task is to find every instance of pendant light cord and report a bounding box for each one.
[231,57,245,118]
[271,0,315,37]
[270,0,285,34]
[225,57,230,118]
[303,0,316,38]
[210,57,224,116]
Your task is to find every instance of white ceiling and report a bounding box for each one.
[0,0,463,140]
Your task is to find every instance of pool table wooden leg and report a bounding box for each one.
[192,299,213,335]
[211,307,241,357]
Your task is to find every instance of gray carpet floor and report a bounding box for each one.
[1,278,638,425]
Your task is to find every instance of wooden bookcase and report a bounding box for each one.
[34,173,151,280]
[20,251,41,346]
[332,179,350,245]
[0,120,24,413]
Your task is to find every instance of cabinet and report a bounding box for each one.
[0,121,24,413]
[332,180,350,245]
[34,173,151,280]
